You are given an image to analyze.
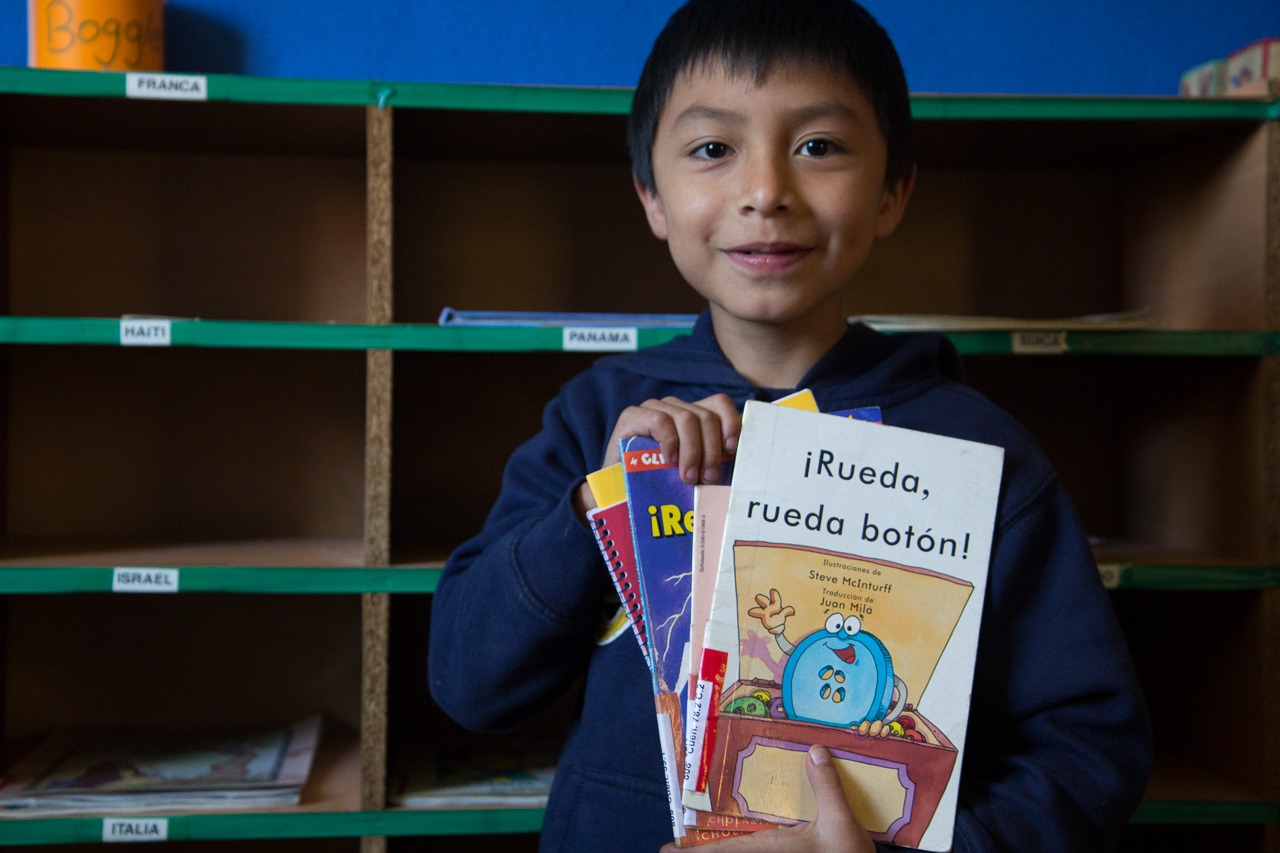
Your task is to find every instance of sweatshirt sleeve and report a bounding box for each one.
[951,476,1152,852]
[428,386,611,733]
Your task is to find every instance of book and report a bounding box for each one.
[621,436,735,842]
[589,503,651,668]
[1180,58,1226,97]
[0,716,321,815]
[390,744,557,809]
[437,308,699,328]
[683,401,882,809]
[848,309,1150,332]
[1226,38,1280,96]
[691,402,1004,851]
[586,464,652,671]
[683,483,730,803]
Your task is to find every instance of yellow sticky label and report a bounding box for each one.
[586,463,627,508]
[773,389,819,412]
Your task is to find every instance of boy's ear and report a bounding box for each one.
[873,165,916,240]
[633,174,669,241]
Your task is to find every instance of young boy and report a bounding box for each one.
[429,1,1152,850]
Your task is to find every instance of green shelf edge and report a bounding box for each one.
[0,66,1276,120]
[0,566,440,594]
[0,563,1271,595]
[1104,564,1280,591]
[1131,800,1280,825]
[0,808,545,844]
[0,799,1271,844]
[0,317,1277,356]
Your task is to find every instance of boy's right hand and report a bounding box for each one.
[574,393,741,518]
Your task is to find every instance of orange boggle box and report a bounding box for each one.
[29,0,163,71]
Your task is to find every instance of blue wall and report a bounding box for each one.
[5,0,1280,95]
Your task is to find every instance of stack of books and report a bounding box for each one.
[585,392,1005,850]
[0,716,321,816]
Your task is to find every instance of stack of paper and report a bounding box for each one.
[0,716,321,815]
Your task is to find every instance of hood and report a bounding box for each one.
[596,310,964,407]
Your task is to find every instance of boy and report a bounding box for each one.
[429,1,1151,850]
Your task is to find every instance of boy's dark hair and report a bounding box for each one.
[627,0,915,194]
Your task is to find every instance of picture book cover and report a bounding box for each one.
[621,436,734,841]
[0,716,321,814]
[683,483,730,802]
[693,402,1004,851]
[621,437,734,699]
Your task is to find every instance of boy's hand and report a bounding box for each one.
[659,746,874,853]
[576,394,740,518]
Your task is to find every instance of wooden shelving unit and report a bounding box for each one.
[0,65,1273,850]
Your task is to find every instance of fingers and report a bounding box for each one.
[606,395,742,485]
[696,393,742,453]
[804,745,866,843]
[755,594,772,608]
[770,589,782,605]
[781,606,796,619]
[747,607,766,620]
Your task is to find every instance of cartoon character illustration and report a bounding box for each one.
[748,589,906,729]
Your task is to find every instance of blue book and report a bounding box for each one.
[437,308,699,329]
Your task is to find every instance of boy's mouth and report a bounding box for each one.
[723,242,811,274]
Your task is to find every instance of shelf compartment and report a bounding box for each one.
[0,318,1275,355]
[1131,760,1280,824]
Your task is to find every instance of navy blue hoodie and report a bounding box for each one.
[430,313,1151,853]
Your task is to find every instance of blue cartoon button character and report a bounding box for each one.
[749,589,906,729]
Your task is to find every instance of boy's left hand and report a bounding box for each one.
[659,746,875,853]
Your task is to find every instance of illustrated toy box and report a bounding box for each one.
[702,541,976,849]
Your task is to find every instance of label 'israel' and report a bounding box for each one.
[112,568,179,593]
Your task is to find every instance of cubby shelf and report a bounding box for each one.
[0,561,1266,595]
[0,65,1275,122]
[0,566,441,594]
[0,63,1273,849]
[0,797,1271,846]
[0,317,1275,356]
[0,808,545,845]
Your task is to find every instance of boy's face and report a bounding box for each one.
[636,60,911,331]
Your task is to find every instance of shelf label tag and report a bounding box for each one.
[103,818,168,842]
[1097,564,1121,590]
[1011,330,1067,354]
[126,73,208,101]
[120,319,171,346]
[112,568,179,593]
[563,326,638,352]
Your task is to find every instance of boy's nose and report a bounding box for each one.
[737,152,795,216]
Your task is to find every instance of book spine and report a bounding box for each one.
[589,512,652,670]
[682,647,727,804]
[655,693,687,843]
[676,828,755,847]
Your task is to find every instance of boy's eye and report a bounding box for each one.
[693,142,730,160]
[800,139,833,156]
